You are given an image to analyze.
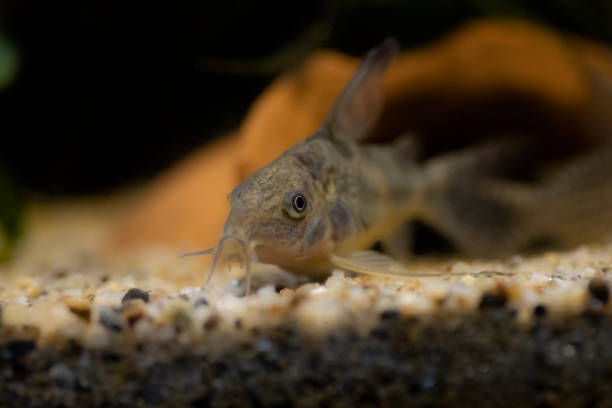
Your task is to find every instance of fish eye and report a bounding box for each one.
[283,191,308,219]
[293,194,306,212]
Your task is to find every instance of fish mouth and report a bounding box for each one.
[252,244,308,268]
[182,235,258,295]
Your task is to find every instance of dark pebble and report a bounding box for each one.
[371,327,389,340]
[204,315,220,331]
[99,308,123,332]
[76,377,92,393]
[381,309,400,320]
[194,298,208,308]
[49,363,75,389]
[478,292,507,310]
[534,304,547,317]
[122,288,150,304]
[420,375,436,390]
[2,340,36,360]
[101,351,121,362]
[588,278,609,304]
[256,338,273,352]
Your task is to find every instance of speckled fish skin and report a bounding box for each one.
[224,129,423,276]
[222,38,430,277]
[221,38,612,277]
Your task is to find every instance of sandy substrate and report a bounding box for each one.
[2,196,612,407]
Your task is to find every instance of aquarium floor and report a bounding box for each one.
[1,198,612,407]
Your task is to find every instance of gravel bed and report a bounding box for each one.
[2,200,612,406]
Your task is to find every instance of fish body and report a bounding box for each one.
[189,38,612,290]
[224,129,422,277]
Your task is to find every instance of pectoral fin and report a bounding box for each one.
[330,251,442,278]
[330,251,513,279]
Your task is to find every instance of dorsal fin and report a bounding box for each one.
[323,38,399,142]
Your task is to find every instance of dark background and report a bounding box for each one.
[1,0,611,196]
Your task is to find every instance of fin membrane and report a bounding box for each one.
[330,251,512,279]
[330,251,443,278]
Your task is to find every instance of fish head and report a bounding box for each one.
[187,37,400,288]
[224,154,334,269]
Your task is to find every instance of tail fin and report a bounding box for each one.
[523,145,612,248]
[419,140,612,256]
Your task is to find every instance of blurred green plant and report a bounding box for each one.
[0,31,18,90]
[0,165,23,262]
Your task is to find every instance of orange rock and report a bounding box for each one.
[388,19,588,106]
[115,136,239,249]
[238,51,357,178]
[114,19,612,250]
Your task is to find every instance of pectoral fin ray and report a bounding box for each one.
[330,251,512,279]
[330,251,444,278]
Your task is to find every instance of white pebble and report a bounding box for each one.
[16,296,31,306]
[180,286,202,297]
[325,270,346,290]
[310,286,328,296]
[451,261,471,275]
[583,267,596,278]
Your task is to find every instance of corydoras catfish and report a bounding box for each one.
[185,38,612,293]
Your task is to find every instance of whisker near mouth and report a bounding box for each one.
[200,236,253,296]
[180,247,216,257]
